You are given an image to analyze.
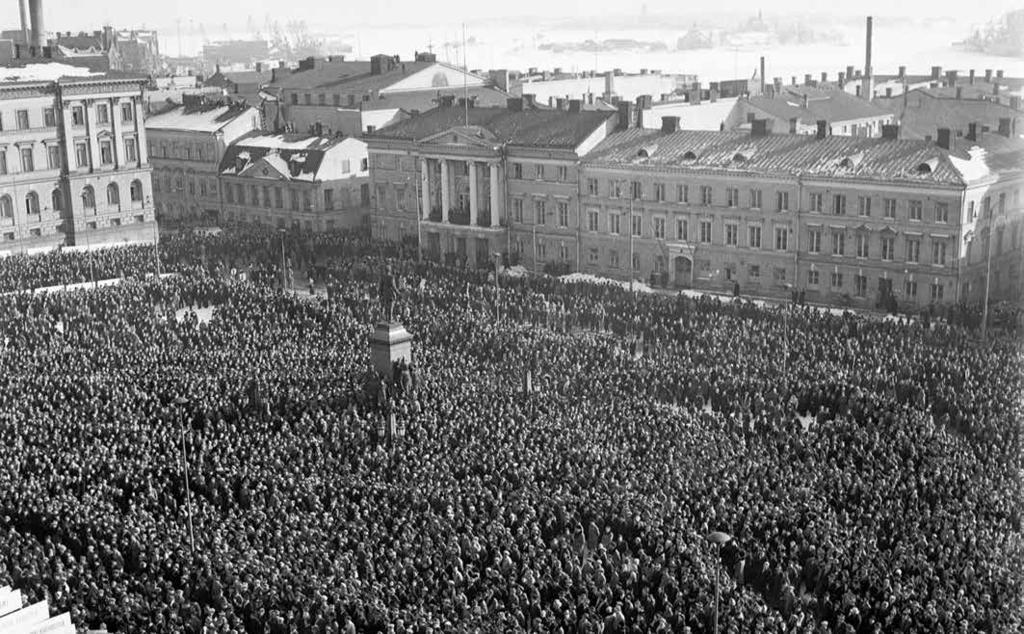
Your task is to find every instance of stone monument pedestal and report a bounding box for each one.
[369,321,413,377]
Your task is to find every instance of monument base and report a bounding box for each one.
[369,321,413,377]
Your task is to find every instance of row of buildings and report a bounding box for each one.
[365,99,1024,309]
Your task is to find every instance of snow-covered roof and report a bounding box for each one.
[146,104,258,133]
[0,63,100,84]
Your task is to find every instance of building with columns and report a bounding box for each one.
[365,99,615,268]
[0,64,156,254]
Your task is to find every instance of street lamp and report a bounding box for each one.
[173,395,196,555]
[278,228,287,291]
[706,530,733,634]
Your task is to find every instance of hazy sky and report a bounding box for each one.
[7,0,1022,32]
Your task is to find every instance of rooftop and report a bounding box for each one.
[361,86,512,112]
[749,87,891,124]
[874,88,1021,140]
[367,105,614,149]
[584,128,1023,186]
[218,133,359,182]
[0,62,145,86]
[145,101,258,133]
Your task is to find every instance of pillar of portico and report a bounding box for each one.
[420,158,430,219]
[440,159,450,223]
[489,164,500,228]
[468,161,478,225]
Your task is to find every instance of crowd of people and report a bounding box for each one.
[0,226,1020,633]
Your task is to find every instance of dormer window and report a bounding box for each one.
[637,144,658,158]
[733,152,747,163]
[682,151,698,161]
[916,158,939,174]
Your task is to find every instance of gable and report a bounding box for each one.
[380,63,487,95]
[239,155,291,180]
[419,126,497,148]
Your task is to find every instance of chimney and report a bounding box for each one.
[604,71,615,101]
[863,16,873,98]
[846,65,854,79]
[898,65,906,78]
[789,117,798,133]
[256,62,263,73]
[568,99,581,113]
[931,66,942,80]
[838,71,846,85]
[802,94,809,109]
[751,118,768,137]
[791,76,797,86]
[773,77,782,93]
[993,83,1000,96]
[816,119,828,139]
[998,118,1011,137]
[996,70,1004,79]
[984,69,992,82]
[937,127,951,149]
[969,69,975,84]
[28,0,44,48]
[956,87,962,100]
[616,101,634,131]
[18,0,29,45]
[507,97,524,112]
[555,97,566,111]
[821,72,828,83]
[661,116,680,133]
[1011,96,1020,111]
[759,56,766,94]
[804,73,812,85]
[885,87,893,97]
[967,122,978,141]
[881,124,899,139]
[945,70,957,86]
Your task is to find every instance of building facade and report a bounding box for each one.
[218,134,370,231]
[0,69,156,254]
[146,97,261,222]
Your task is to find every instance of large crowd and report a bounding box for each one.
[0,226,1021,633]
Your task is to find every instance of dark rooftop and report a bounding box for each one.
[749,87,892,125]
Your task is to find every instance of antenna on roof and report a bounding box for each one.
[462,23,469,127]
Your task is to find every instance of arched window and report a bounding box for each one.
[52,189,63,212]
[106,182,120,205]
[82,185,95,209]
[130,179,143,203]
[0,195,12,218]
[25,191,39,214]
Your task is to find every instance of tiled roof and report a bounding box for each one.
[749,88,891,125]
[361,86,511,112]
[874,89,1020,140]
[367,106,613,149]
[584,128,1023,186]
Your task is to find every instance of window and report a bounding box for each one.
[43,108,55,127]
[557,166,568,181]
[905,280,918,298]
[290,93,298,105]
[121,103,134,122]
[810,193,823,212]
[773,268,787,283]
[727,188,739,207]
[100,140,113,165]
[676,218,687,240]
[808,229,821,253]
[47,146,61,170]
[655,183,665,202]
[587,178,598,195]
[96,104,109,124]
[263,186,271,208]
[16,109,30,130]
[678,184,689,204]
[51,189,63,211]
[512,199,523,223]
[124,138,137,163]
[930,282,944,301]
[0,151,6,175]
[631,214,642,237]
[288,188,298,210]
[106,183,119,205]
[559,243,570,262]
[610,213,621,235]
[832,194,846,215]
[906,238,920,263]
[750,189,762,209]
[725,223,738,246]
[341,159,351,174]
[881,236,894,261]
[775,227,788,251]
[807,269,819,286]
[631,181,642,200]
[512,163,522,179]
[303,192,312,210]
[235,184,243,205]
[700,186,712,206]
[699,220,712,243]
[536,240,547,259]
[535,164,545,180]
[225,185,234,203]
[610,249,620,268]
[777,191,790,211]
[831,272,844,289]
[748,264,760,279]
[856,234,869,258]
[909,200,922,221]
[304,93,312,105]
[611,181,622,199]
[71,106,85,126]
[855,275,868,297]
[968,201,976,220]
[20,147,33,172]
[998,193,1005,214]
[0,196,10,218]
[129,180,143,202]
[935,202,949,223]
[858,196,871,217]
[360,158,368,171]
[24,191,38,214]
[884,198,897,219]
[630,252,640,271]
[534,200,546,224]
[831,232,845,256]
[588,248,599,264]
[324,189,334,210]
[557,202,569,227]
[932,241,947,266]
[748,225,761,248]
[318,93,326,105]
[653,217,665,239]
[588,210,599,231]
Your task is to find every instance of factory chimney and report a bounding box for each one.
[861,16,874,100]
[18,0,29,45]
[28,0,44,48]
[759,56,765,95]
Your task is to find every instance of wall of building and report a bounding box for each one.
[281,105,363,137]
[380,64,486,94]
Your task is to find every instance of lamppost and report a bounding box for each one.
[706,530,733,634]
[981,225,994,342]
[173,395,195,555]
[278,228,287,291]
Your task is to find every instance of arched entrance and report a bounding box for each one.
[673,255,693,288]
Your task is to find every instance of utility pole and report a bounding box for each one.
[174,396,195,555]
[981,226,994,342]
[629,197,635,294]
[279,228,287,291]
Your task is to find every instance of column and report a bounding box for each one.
[110,98,122,168]
[489,164,500,228]
[420,158,430,220]
[135,97,149,166]
[83,99,99,172]
[59,102,76,175]
[468,161,478,225]
[440,159,450,223]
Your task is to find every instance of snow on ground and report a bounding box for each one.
[175,306,216,325]
[559,273,654,294]
[503,265,529,278]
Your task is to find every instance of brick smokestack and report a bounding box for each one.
[28,0,44,48]
[759,56,765,95]
[18,0,29,45]
[862,16,874,100]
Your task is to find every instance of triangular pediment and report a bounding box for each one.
[239,154,292,180]
[420,126,497,148]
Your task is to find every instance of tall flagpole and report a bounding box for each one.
[462,23,469,127]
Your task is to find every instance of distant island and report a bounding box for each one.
[677,12,847,51]
[956,9,1024,58]
[539,39,669,54]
